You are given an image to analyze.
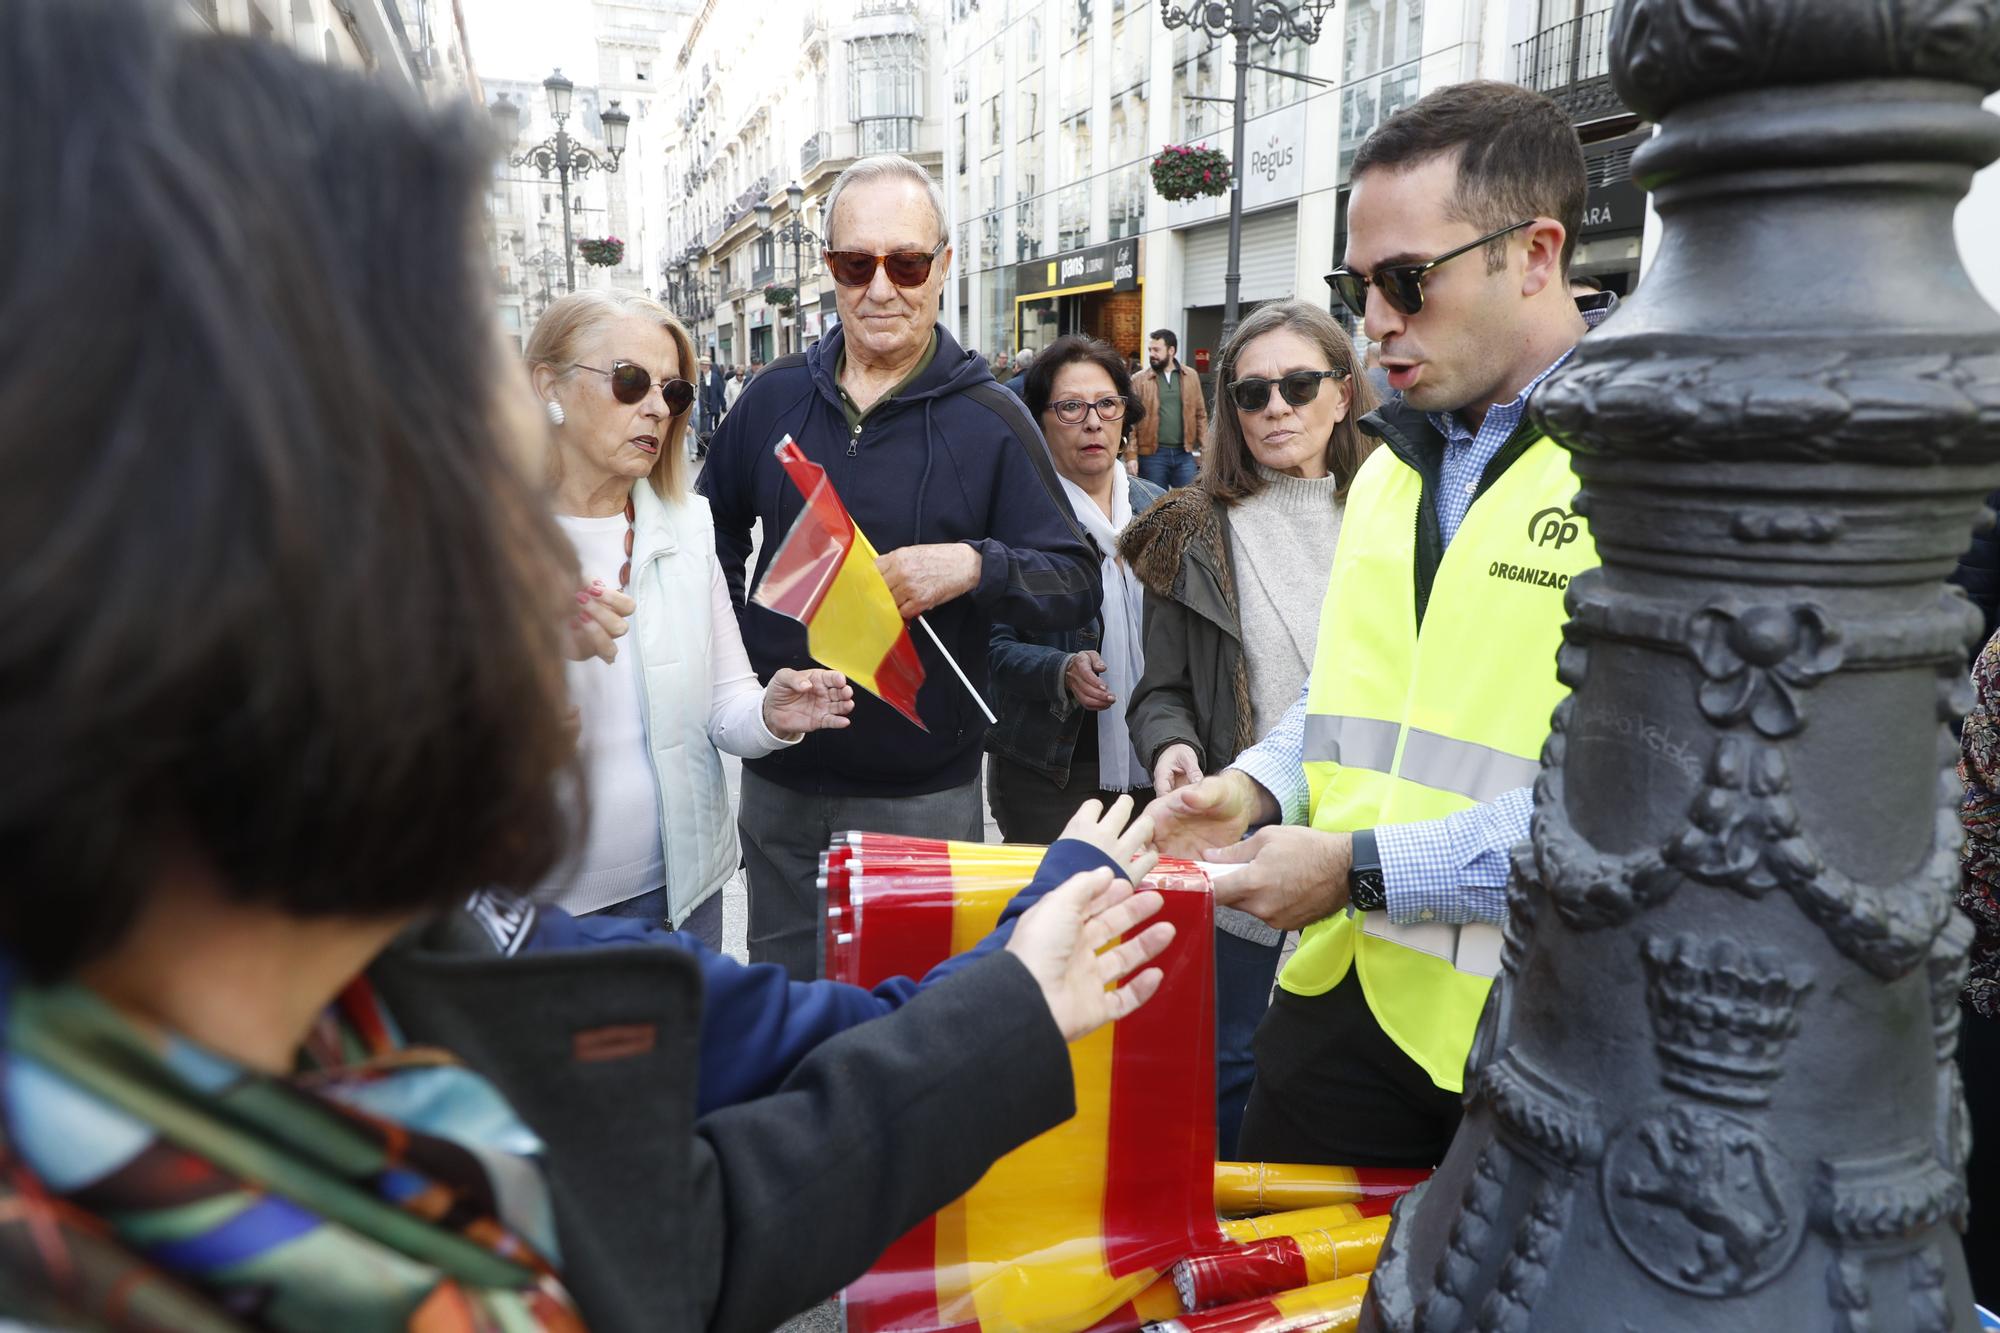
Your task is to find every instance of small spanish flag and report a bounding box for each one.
[753,437,927,730]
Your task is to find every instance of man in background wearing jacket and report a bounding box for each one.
[1129,328,1209,488]
[700,153,1101,981]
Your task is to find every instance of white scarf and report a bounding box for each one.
[1057,473,1151,792]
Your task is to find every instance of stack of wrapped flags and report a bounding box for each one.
[819,834,1429,1333]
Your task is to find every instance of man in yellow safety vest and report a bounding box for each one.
[1150,80,1615,1167]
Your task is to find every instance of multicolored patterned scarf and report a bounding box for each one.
[0,960,585,1331]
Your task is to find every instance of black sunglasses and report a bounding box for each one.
[1228,369,1349,413]
[823,238,948,288]
[576,361,695,415]
[1325,219,1535,319]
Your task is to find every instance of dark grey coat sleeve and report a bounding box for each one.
[691,951,1075,1333]
[1127,587,1208,772]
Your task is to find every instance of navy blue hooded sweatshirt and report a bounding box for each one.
[698,322,1101,796]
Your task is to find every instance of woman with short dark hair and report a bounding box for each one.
[0,3,1172,1328]
[986,335,1164,843]
[1120,299,1377,1153]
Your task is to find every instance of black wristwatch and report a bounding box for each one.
[1348,828,1387,912]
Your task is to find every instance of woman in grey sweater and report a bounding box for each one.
[1121,299,1377,1154]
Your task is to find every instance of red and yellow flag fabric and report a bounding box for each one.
[1171,1218,1388,1312]
[1211,1164,1426,1217]
[826,837,1223,1333]
[752,437,926,729]
[819,834,1423,1333]
[1144,1275,1369,1333]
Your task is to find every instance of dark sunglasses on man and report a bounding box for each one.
[823,238,948,289]
[1227,369,1348,413]
[576,361,696,415]
[1325,218,1535,319]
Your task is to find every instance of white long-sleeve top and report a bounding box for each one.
[541,509,794,916]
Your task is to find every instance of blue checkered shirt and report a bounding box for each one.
[1229,310,1605,927]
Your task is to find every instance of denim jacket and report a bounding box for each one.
[985,475,1165,784]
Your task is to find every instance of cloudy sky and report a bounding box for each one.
[458,0,600,86]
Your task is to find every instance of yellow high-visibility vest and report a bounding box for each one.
[1285,432,1595,1092]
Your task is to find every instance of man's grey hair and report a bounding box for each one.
[1012,349,1035,370]
[823,154,949,250]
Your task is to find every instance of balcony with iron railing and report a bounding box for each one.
[1513,9,1627,125]
[801,132,830,174]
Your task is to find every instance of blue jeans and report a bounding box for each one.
[1139,445,1199,490]
[1215,924,1284,1158]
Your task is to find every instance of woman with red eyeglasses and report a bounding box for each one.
[526,292,854,939]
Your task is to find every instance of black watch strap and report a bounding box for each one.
[1348,827,1387,912]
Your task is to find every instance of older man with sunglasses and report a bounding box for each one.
[699,155,1100,981]
[1149,81,1617,1168]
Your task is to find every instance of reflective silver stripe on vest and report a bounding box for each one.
[1396,728,1540,804]
[1362,914,1504,980]
[1302,714,1401,772]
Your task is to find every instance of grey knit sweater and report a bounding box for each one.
[1228,464,1346,738]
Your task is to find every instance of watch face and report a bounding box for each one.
[1350,868,1387,912]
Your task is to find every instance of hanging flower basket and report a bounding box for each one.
[1151,144,1232,202]
[577,236,624,267]
[764,283,798,311]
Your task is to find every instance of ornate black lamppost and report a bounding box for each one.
[1362,1,2000,1329]
[491,71,628,293]
[1157,0,1334,347]
[755,180,815,355]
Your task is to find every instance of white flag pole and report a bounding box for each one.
[916,613,997,725]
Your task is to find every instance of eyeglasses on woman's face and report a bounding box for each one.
[1226,368,1348,414]
[575,361,695,415]
[1047,395,1128,425]
[1324,218,1536,319]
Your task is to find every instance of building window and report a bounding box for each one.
[1060,35,1092,116]
[1057,182,1090,252]
[981,210,1003,271]
[635,60,652,82]
[1173,34,1225,143]
[1019,89,1042,140]
[956,112,968,173]
[1017,15,1042,70]
[1016,175,1041,262]
[1108,161,1146,240]
[986,94,1004,152]
[849,34,924,153]
[1339,0,1425,180]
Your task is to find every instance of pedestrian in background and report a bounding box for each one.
[1005,347,1035,398]
[1130,328,1208,488]
[1120,300,1375,1153]
[700,154,1100,979]
[724,363,745,411]
[987,335,1166,843]
[527,291,854,943]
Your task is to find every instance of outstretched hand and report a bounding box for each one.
[762,668,855,739]
[1056,794,1158,887]
[1145,769,1264,860]
[1006,867,1175,1042]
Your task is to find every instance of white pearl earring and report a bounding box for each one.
[545,399,566,427]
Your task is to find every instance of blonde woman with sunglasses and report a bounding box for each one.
[527,291,854,939]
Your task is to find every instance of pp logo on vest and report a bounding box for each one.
[1528,506,1581,550]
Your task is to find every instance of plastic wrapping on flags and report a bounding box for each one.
[828,836,1221,1332]
[1171,1219,1388,1312]
[1141,1275,1370,1333]
[1212,1163,1427,1216]
[821,834,1427,1333]
[753,436,927,728]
